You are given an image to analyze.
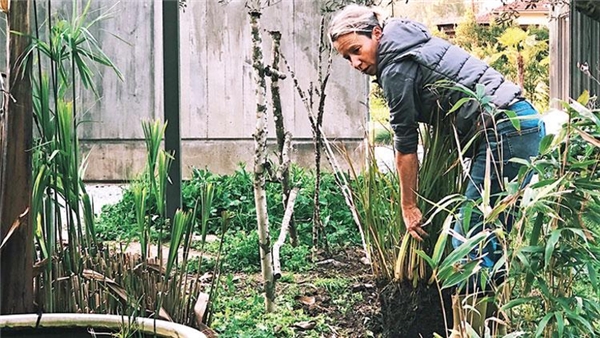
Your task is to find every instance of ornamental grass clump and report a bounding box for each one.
[349,116,465,282]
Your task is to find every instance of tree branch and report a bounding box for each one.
[273,187,299,280]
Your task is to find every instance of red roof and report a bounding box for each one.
[477,0,551,22]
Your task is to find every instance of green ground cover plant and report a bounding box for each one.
[205,249,377,337]
[97,166,360,248]
[209,273,329,337]
[194,230,313,274]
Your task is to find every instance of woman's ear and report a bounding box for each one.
[372,26,382,42]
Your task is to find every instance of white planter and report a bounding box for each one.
[0,313,207,338]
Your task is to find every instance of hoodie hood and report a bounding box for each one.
[376,19,431,77]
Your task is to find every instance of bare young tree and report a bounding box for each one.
[284,0,376,254]
[283,42,371,265]
[280,15,332,255]
[281,0,374,259]
[248,3,276,312]
[247,0,287,313]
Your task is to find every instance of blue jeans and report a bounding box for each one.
[451,100,545,274]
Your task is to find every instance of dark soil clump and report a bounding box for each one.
[378,280,453,338]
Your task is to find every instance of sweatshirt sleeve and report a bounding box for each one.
[379,61,420,154]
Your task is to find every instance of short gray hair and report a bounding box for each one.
[328,5,385,44]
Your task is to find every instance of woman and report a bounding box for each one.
[329,4,544,334]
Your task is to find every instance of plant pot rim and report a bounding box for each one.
[0,313,207,338]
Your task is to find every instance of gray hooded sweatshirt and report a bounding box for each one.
[376,19,522,154]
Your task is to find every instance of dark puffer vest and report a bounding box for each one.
[376,18,522,153]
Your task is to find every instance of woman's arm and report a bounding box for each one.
[396,151,427,241]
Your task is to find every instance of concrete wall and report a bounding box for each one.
[4,0,369,180]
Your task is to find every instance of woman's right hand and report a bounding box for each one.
[402,205,427,241]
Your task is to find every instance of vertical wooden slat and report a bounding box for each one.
[570,8,600,98]
[0,0,34,315]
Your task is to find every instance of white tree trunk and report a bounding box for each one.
[249,7,275,313]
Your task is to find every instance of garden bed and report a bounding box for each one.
[206,246,382,337]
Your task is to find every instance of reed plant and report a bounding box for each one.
[349,114,465,285]
[34,117,225,330]
[345,116,465,336]
[26,1,224,333]
[83,117,225,328]
[140,119,172,264]
[28,0,121,312]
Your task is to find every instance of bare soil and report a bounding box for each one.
[307,248,383,337]
[379,281,453,337]
[291,247,452,337]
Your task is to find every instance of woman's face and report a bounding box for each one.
[333,26,382,76]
